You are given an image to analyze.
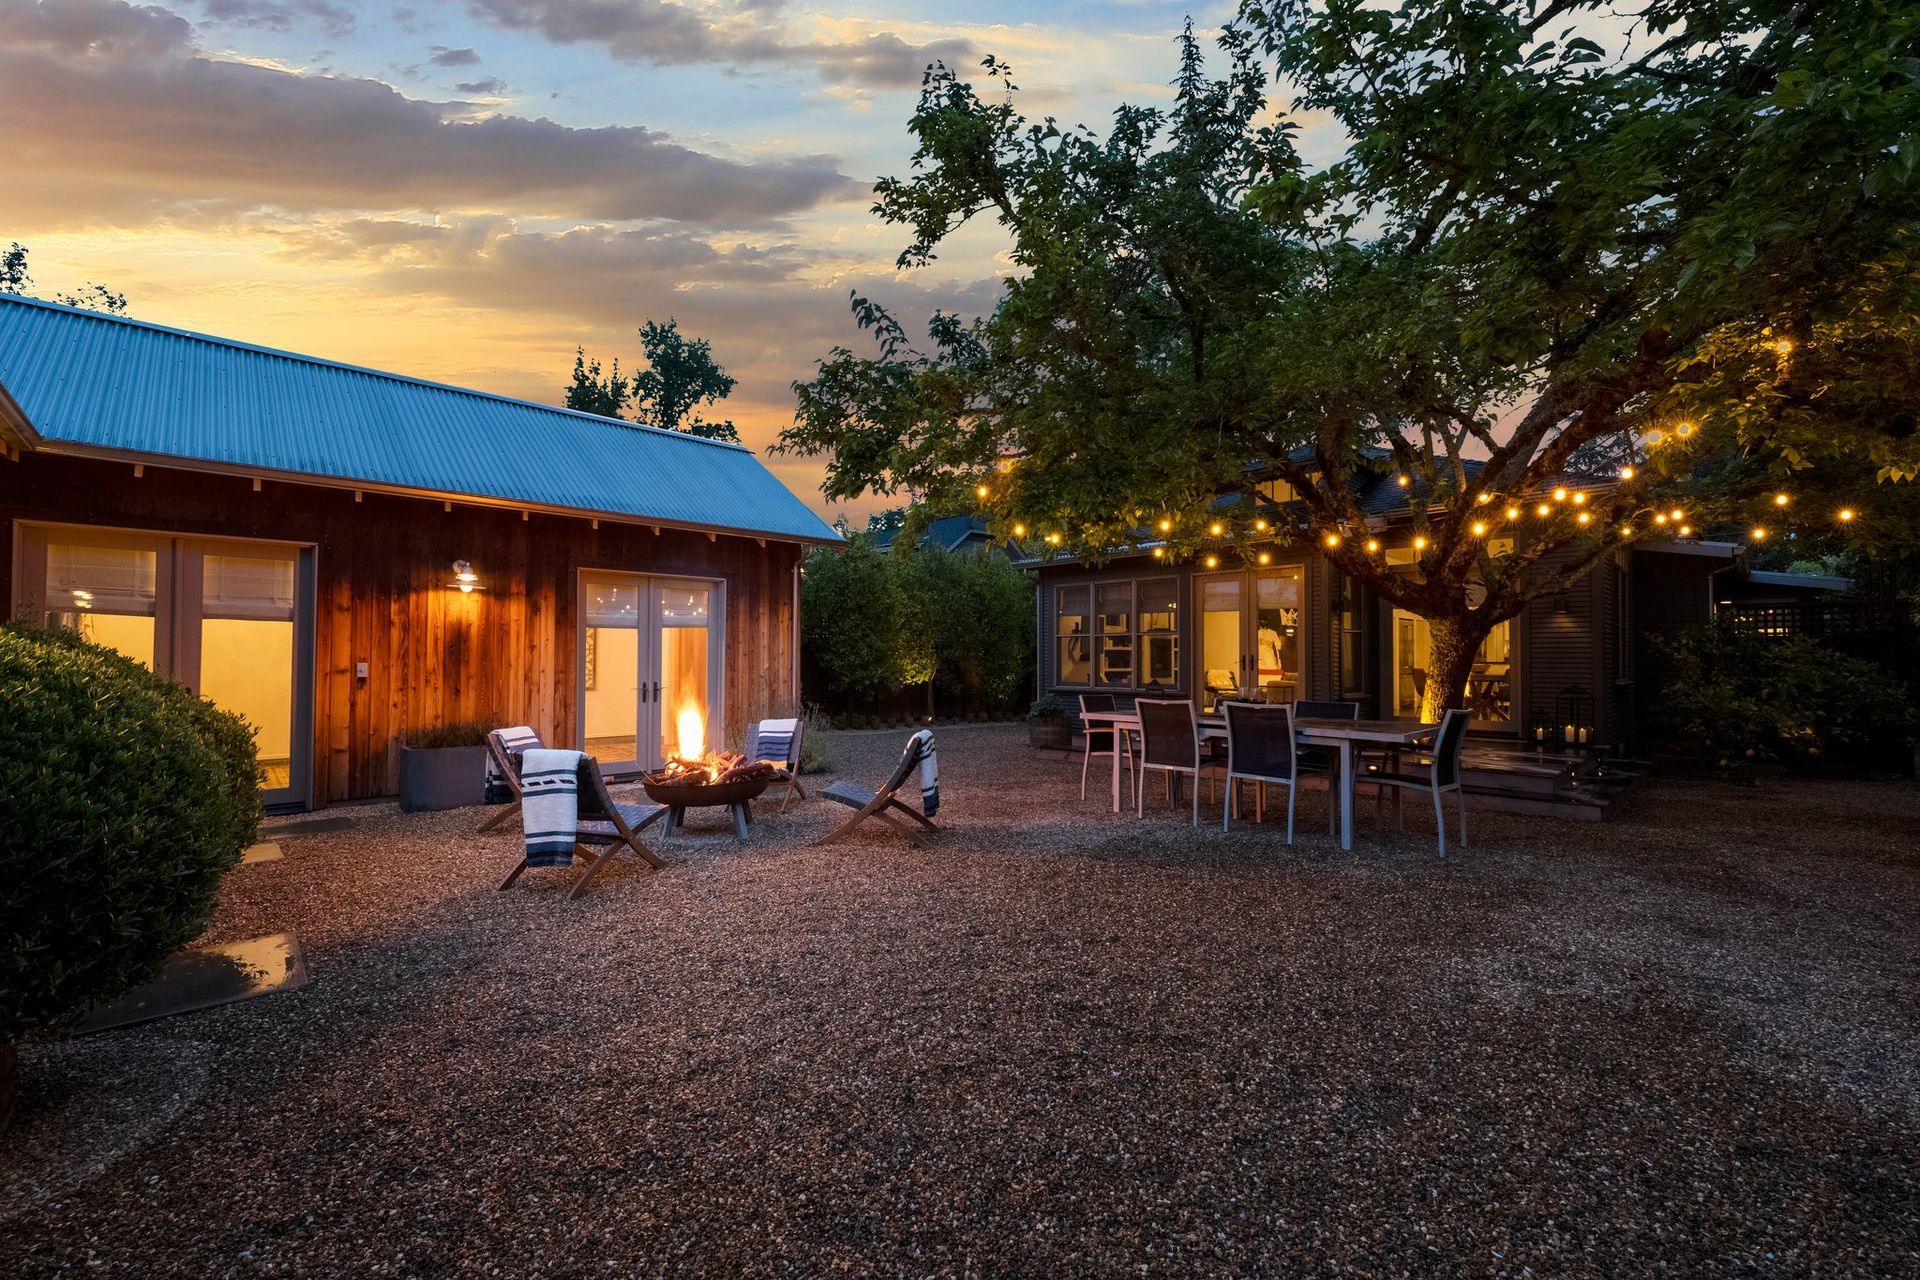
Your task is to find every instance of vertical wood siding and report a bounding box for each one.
[1,453,804,805]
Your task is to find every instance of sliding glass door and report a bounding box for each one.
[579,572,721,775]
[18,525,313,807]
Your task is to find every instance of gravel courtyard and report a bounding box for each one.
[3,724,1916,1277]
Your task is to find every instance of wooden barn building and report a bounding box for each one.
[0,295,839,811]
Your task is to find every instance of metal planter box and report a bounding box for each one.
[399,744,488,812]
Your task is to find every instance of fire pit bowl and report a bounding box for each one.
[640,775,773,809]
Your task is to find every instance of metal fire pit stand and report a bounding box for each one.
[640,775,773,843]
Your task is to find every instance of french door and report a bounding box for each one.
[15,524,314,808]
[1194,565,1307,711]
[579,572,722,775]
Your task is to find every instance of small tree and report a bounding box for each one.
[782,7,1920,719]
[1,240,128,314]
[565,319,743,442]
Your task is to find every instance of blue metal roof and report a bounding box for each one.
[0,294,840,544]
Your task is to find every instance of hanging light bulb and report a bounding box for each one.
[1323,532,1341,549]
[1397,473,1412,488]
[1208,521,1224,536]
[1470,521,1487,536]
[1204,554,1219,569]
[1577,511,1592,526]
[1412,534,1429,551]
[1254,518,1269,532]
[1572,491,1589,506]
[1152,546,1166,558]
[1158,517,1173,533]
[1839,508,1857,522]
[1553,487,1569,502]
[1257,551,1272,565]
[1012,522,1026,537]
[1750,526,1768,541]
[1505,505,1521,521]
[976,483,990,499]
[1620,464,1636,480]
[1365,537,1380,553]
[1475,493,1492,505]
[1773,493,1790,507]
[1535,502,1552,518]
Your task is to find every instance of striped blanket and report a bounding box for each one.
[520,748,586,866]
[753,717,798,771]
[910,728,939,817]
[484,725,541,804]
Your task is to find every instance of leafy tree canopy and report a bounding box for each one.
[780,2,1920,717]
[566,319,742,443]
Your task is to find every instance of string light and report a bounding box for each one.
[1412,535,1429,551]
[1208,521,1224,536]
[1204,554,1219,569]
[1553,487,1569,502]
[1013,522,1026,537]
[1505,505,1521,521]
[976,483,990,499]
[1750,527,1768,541]
[1576,511,1592,526]
[1679,524,1693,536]
[1646,430,1665,446]
[1365,538,1380,553]
[1257,551,1272,565]
[1158,517,1173,533]
[1323,532,1341,548]
[1254,519,1268,532]
[1676,422,1695,438]
[1045,531,1062,545]
[1470,521,1488,536]
[1397,473,1411,488]
[1654,513,1669,526]
[1572,491,1589,506]
[1669,508,1684,521]
[1619,526,1634,539]
[1620,465,1636,480]
[1535,502,1552,517]
[1774,337,1795,356]
[1773,493,1790,507]
[1475,493,1492,505]
[1839,508,1857,522]
[1152,546,1166,558]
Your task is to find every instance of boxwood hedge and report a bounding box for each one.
[0,624,260,1043]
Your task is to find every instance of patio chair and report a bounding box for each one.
[498,754,668,899]
[1222,701,1298,841]
[746,717,807,812]
[1134,699,1223,827]
[816,729,940,845]
[478,725,542,833]
[1367,709,1471,858]
[1077,693,1134,802]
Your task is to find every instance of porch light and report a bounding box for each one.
[1839,508,1856,522]
[72,588,94,609]
[450,560,481,593]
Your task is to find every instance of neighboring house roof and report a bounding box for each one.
[0,294,841,545]
[873,514,998,553]
[1746,568,1852,592]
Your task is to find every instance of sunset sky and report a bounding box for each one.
[4,0,1252,524]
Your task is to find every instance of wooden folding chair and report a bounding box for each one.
[815,732,939,845]
[478,726,541,833]
[498,757,669,899]
[747,717,808,813]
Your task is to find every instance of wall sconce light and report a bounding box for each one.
[1552,591,1570,614]
[450,559,481,593]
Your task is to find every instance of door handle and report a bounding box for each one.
[639,684,648,703]
[653,681,661,702]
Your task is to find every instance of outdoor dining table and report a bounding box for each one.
[1079,708,1439,851]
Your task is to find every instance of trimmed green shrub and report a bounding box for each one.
[0,624,259,1042]
[1651,619,1916,774]
[403,721,493,749]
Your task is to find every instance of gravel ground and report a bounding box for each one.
[3,724,1916,1277]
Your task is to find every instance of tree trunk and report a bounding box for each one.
[1420,614,1487,724]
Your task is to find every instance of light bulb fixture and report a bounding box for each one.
[449,559,481,594]
[1505,505,1521,521]
[1751,526,1768,541]
[1323,532,1341,548]
[1412,535,1429,551]
[1158,518,1173,533]
[1012,522,1026,538]
[1365,538,1381,553]
[1535,503,1552,518]
[1620,465,1636,480]
[1204,554,1219,569]
[1470,521,1487,536]
[1576,511,1592,525]
[1553,487,1569,502]
[1152,546,1166,558]
[1397,473,1412,488]
[1773,493,1790,507]
[1254,519,1268,532]
[1572,491,1588,505]
[1208,521,1224,536]
[1257,551,1272,565]
[1839,508,1856,522]
[976,483,990,499]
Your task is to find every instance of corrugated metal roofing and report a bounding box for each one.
[0,294,840,544]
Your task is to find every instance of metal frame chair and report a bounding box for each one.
[1134,699,1220,827]
[1367,708,1471,857]
[1077,692,1134,802]
[1221,701,1298,841]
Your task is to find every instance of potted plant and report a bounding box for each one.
[1027,696,1071,752]
[398,721,493,812]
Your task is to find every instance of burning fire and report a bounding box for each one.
[676,698,706,761]
[646,697,782,788]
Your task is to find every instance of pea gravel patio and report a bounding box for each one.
[3,725,1916,1277]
